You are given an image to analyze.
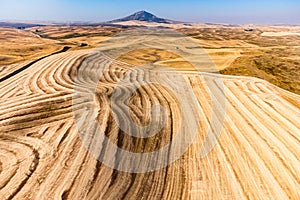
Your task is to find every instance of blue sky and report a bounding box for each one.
[1,0,300,24]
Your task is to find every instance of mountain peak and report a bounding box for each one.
[110,10,171,24]
[135,10,150,15]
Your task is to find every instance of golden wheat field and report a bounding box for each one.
[0,33,300,200]
[2,0,300,197]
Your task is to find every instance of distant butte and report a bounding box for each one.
[109,10,176,24]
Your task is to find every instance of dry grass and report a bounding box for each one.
[1,25,299,94]
[220,45,300,94]
[117,48,195,70]
[0,24,299,199]
[0,26,122,66]
[179,27,300,94]
[0,49,299,199]
[0,27,65,65]
[26,25,121,49]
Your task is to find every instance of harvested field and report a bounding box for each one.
[178,27,300,94]
[0,28,65,65]
[261,32,300,37]
[1,25,299,94]
[0,48,299,199]
[0,61,31,80]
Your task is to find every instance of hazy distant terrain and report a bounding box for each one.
[1,18,299,94]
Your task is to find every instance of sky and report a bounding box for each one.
[1,0,300,25]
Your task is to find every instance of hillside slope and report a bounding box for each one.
[0,50,299,199]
